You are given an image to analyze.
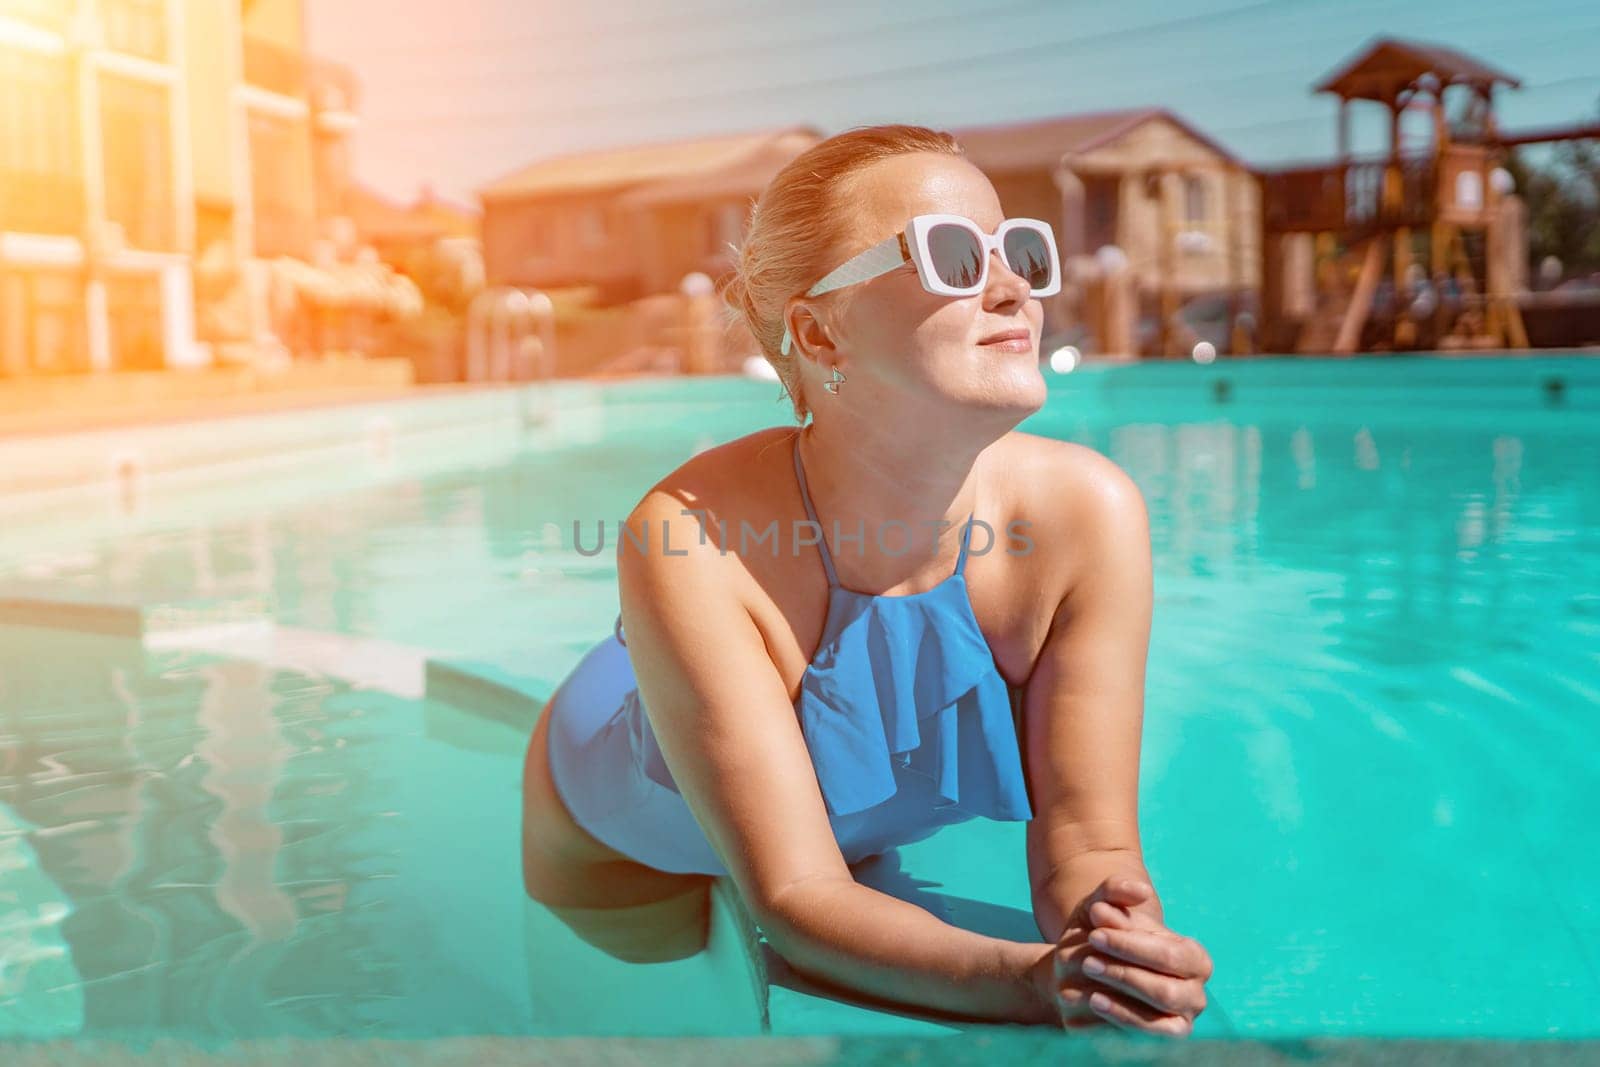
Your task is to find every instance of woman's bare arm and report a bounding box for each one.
[1014,445,1214,1038]
[618,490,1057,1025]
[1018,445,1161,940]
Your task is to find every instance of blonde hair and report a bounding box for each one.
[720,124,966,423]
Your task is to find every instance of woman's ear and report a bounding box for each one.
[785,298,836,360]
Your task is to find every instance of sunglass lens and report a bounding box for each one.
[927,223,984,290]
[1003,227,1054,291]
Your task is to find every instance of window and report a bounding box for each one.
[100,72,175,251]
[1183,174,1207,225]
[0,267,89,375]
[0,50,81,234]
[520,211,552,257]
[577,206,607,248]
[313,129,351,217]
[249,111,312,257]
[1083,176,1119,253]
[105,272,163,371]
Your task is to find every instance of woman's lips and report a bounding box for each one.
[979,336,1033,352]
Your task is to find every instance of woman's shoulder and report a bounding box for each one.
[619,427,797,578]
[986,432,1149,596]
[626,426,795,517]
[615,427,805,685]
[990,431,1146,526]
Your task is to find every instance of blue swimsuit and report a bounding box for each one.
[544,432,1035,876]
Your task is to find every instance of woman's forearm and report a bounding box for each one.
[758,877,1058,1025]
[1032,850,1160,943]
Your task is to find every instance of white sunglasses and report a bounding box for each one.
[780,213,1062,356]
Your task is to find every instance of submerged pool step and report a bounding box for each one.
[0,582,273,641]
[423,657,550,733]
[0,593,143,638]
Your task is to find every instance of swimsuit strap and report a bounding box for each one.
[953,512,976,577]
[791,432,840,588]
[792,431,978,588]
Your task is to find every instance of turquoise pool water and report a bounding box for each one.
[1,356,1597,1044]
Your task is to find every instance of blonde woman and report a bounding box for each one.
[521,124,1213,1035]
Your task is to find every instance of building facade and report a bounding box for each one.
[479,126,821,305]
[954,109,1262,355]
[0,0,358,377]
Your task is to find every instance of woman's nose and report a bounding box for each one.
[985,249,1030,303]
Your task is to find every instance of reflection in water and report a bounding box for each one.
[1292,425,1317,490]
[0,797,83,1036]
[195,660,296,944]
[0,630,513,1041]
[1092,417,1594,672]
[1075,412,1600,1034]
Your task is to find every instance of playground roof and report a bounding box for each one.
[1314,37,1522,101]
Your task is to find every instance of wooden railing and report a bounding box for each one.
[1262,155,1438,235]
[1261,163,1344,234]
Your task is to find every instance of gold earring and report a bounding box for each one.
[823,365,846,395]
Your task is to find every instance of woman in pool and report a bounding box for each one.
[521,124,1213,1035]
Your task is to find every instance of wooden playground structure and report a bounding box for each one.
[1258,38,1600,356]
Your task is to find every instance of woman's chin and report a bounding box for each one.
[986,356,1049,405]
[944,363,1047,415]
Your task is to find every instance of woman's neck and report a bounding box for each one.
[795,419,993,589]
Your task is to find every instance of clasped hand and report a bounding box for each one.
[1033,877,1212,1037]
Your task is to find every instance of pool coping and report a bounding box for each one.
[2,1034,1597,1064]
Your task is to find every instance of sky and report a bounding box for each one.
[304,0,1600,206]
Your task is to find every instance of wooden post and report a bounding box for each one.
[1052,164,1086,260]
[1262,219,1283,352]
[1052,164,1086,337]
[1395,227,1412,294]
[1157,171,1179,357]
[1430,220,1449,343]
[1334,235,1385,355]
[1107,261,1136,359]
[1226,167,1241,292]
[1485,183,1529,349]
[1385,97,1403,216]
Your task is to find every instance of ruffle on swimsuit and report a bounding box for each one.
[797,579,1033,819]
[621,433,1033,822]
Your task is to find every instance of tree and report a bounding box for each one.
[1503,101,1600,284]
